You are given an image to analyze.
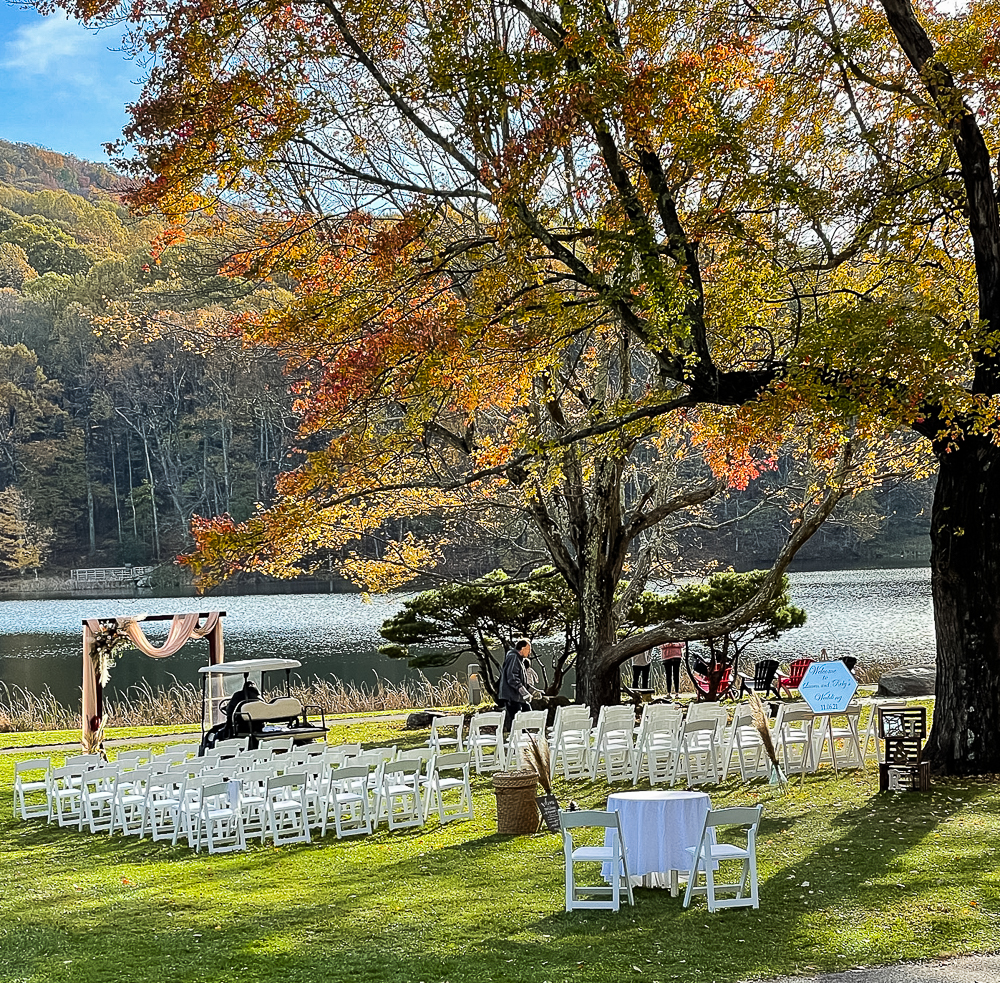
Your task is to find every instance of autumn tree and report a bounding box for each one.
[0,485,52,575]
[39,0,999,764]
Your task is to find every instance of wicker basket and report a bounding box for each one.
[492,770,540,834]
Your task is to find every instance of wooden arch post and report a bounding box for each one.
[81,611,226,751]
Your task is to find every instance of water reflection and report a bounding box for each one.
[0,567,935,706]
[0,592,412,706]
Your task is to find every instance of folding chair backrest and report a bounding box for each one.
[778,707,814,728]
[432,751,471,772]
[329,764,370,786]
[161,742,200,760]
[511,709,547,735]
[470,711,503,734]
[730,705,754,729]
[558,808,623,831]
[705,805,763,829]
[595,706,634,741]
[552,705,591,740]
[687,704,728,728]
[430,714,465,750]
[681,718,719,739]
[115,749,151,769]
[65,753,104,769]
[641,703,682,727]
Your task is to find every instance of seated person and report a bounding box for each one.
[225,678,260,731]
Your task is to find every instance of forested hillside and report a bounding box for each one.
[0,141,297,577]
[0,141,932,580]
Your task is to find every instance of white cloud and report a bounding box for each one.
[2,16,97,74]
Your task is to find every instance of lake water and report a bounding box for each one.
[0,567,934,706]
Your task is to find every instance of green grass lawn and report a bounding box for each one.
[2,719,999,983]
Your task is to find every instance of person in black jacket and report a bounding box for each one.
[498,639,533,735]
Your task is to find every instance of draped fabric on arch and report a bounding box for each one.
[81,612,225,750]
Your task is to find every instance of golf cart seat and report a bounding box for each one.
[234,697,328,747]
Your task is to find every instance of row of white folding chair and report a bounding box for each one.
[465,709,545,774]
[372,750,474,830]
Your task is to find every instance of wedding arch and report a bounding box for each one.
[81,611,225,750]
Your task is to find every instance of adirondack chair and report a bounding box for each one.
[776,659,812,698]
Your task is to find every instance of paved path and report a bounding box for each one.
[754,954,1000,983]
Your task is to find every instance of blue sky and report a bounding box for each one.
[0,6,140,162]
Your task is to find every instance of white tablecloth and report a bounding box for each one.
[602,790,713,888]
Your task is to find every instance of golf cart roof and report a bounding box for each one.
[198,658,302,675]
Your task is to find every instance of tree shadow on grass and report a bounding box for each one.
[3,774,999,983]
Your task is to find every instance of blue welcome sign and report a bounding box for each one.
[798,660,858,713]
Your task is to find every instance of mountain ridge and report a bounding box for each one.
[0,138,123,198]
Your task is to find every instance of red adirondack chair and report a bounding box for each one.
[776,658,813,698]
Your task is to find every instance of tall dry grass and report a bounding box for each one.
[0,672,470,733]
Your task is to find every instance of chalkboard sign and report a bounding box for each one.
[798,660,858,713]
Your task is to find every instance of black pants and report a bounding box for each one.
[632,663,650,689]
[662,658,680,693]
[501,699,531,735]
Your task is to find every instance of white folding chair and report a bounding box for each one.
[13,757,50,820]
[48,762,88,827]
[721,705,768,781]
[670,719,720,787]
[141,765,189,842]
[589,706,635,782]
[507,710,548,768]
[374,760,425,831]
[262,773,312,846]
[80,766,120,834]
[110,765,156,836]
[194,780,246,854]
[683,805,763,912]
[424,752,474,825]
[320,764,373,838]
[774,707,816,779]
[467,712,506,773]
[559,809,634,912]
[429,714,466,754]
[686,704,730,770]
[632,705,682,784]
[550,706,592,781]
[230,769,266,840]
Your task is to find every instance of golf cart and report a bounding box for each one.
[198,658,327,754]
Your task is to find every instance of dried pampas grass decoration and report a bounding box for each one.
[748,692,786,789]
[525,734,553,795]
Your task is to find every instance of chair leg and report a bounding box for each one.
[704,859,717,913]
[682,856,699,908]
[565,851,574,912]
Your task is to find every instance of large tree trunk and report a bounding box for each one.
[575,595,620,711]
[924,437,1000,773]
[572,455,626,714]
